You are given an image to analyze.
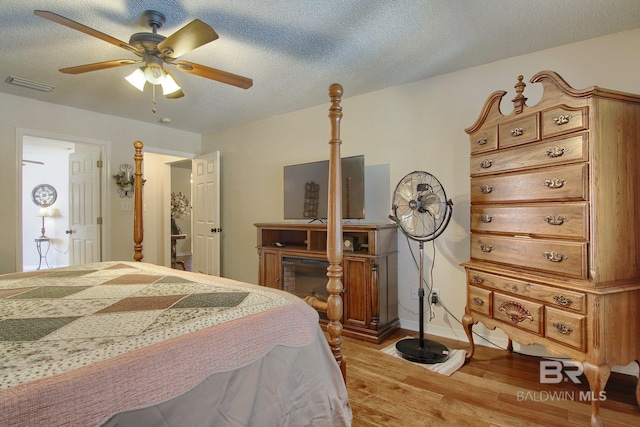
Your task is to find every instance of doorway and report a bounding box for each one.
[20,132,107,271]
[170,160,193,270]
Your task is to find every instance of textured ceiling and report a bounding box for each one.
[2,0,640,134]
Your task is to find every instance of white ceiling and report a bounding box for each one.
[2,0,640,134]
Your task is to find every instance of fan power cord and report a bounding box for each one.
[403,234,506,351]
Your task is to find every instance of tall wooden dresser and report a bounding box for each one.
[462,71,640,426]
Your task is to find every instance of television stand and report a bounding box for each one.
[255,222,400,343]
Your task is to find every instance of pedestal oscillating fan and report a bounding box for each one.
[390,171,453,363]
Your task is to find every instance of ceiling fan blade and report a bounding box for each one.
[157,19,219,59]
[59,60,139,74]
[175,61,253,89]
[34,10,137,54]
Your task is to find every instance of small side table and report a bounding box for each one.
[171,234,186,270]
[35,237,51,270]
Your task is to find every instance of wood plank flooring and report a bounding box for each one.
[341,329,640,426]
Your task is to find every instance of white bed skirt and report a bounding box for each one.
[101,327,352,427]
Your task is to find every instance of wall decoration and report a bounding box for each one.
[31,184,57,207]
[113,164,145,198]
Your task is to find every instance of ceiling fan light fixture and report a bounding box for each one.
[143,63,165,85]
[161,73,181,95]
[125,68,146,91]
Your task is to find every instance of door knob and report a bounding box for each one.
[211,228,222,233]
[65,229,73,234]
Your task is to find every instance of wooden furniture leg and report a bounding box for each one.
[171,237,185,270]
[636,360,640,407]
[582,362,611,427]
[462,313,475,360]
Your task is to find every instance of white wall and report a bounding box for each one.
[201,29,640,350]
[0,94,201,273]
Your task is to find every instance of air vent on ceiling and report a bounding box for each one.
[6,76,54,92]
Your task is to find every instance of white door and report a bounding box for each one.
[68,144,102,264]
[192,151,221,275]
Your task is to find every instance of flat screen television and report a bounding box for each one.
[284,155,365,220]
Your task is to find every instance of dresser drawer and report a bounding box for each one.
[541,105,588,139]
[470,203,588,239]
[470,163,588,204]
[466,268,586,312]
[494,292,543,334]
[498,113,540,148]
[469,125,498,154]
[545,307,586,350]
[467,285,492,316]
[470,133,588,176]
[470,234,588,278]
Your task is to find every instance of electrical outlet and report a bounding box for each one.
[411,287,419,300]
[431,289,440,305]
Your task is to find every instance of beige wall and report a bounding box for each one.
[0,95,201,273]
[201,28,640,346]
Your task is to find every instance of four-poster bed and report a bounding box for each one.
[0,85,351,426]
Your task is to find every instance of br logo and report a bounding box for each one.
[539,360,583,384]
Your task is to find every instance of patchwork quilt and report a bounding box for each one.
[0,261,291,390]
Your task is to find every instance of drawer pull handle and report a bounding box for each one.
[480,159,494,169]
[479,214,493,223]
[544,251,567,262]
[552,114,572,125]
[476,136,488,145]
[472,297,484,306]
[553,295,573,307]
[480,244,493,253]
[499,301,533,324]
[544,177,566,189]
[546,145,566,158]
[545,214,567,225]
[552,322,574,335]
[472,275,484,284]
[479,185,494,194]
[510,127,524,137]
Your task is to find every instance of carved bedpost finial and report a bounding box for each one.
[328,83,343,143]
[133,141,144,262]
[511,75,528,114]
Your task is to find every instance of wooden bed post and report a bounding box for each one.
[326,83,346,379]
[133,141,144,261]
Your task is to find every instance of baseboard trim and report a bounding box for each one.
[399,318,639,378]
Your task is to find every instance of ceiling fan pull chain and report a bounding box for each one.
[152,85,157,114]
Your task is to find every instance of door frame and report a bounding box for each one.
[15,128,111,271]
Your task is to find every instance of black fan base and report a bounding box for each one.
[395,338,449,364]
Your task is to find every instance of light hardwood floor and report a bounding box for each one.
[342,329,640,426]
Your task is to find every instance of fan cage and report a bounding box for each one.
[391,171,453,241]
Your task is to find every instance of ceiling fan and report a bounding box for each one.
[34,9,253,101]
